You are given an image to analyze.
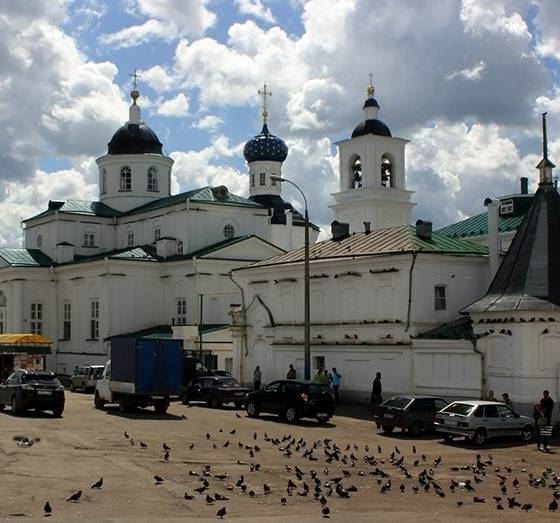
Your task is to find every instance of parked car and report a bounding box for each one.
[434,400,534,445]
[245,379,335,424]
[374,395,449,436]
[209,369,233,377]
[0,369,65,416]
[70,365,105,393]
[184,376,250,408]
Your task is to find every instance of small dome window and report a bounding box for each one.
[119,165,132,191]
[147,166,159,192]
[223,224,235,239]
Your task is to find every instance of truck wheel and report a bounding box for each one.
[94,392,105,410]
[154,400,169,414]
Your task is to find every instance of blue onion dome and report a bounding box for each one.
[107,123,163,155]
[243,123,288,163]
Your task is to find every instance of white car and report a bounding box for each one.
[434,400,534,445]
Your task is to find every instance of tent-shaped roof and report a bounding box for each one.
[0,334,52,354]
[464,182,560,313]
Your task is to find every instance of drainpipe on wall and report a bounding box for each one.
[471,337,485,399]
[484,198,500,281]
[228,271,248,382]
[405,251,418,332]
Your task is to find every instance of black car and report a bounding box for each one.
[374,395,448,436]
[0,369,65,417]
[184,376,251,408]
[245,380,335,424]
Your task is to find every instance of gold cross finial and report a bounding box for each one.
[258,83,272,124]
[367,73,375,96]
[130,69,141,90]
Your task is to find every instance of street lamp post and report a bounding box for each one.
[270,176,311,380]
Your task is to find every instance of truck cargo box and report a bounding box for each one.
[110,337,183,396]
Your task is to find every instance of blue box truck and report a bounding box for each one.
[94,337,183,414]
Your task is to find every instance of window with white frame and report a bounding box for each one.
[176,298,187,325]
[177,240,183,255]
[500,199,514,215]
[90,299,99,339]
[63,301,71,339]
[84,232,96,247]
[259,172,266,185]
[119,165,132,191]
[127,230,134,247]
[30,302,43,335]
[147,166,159,192]
[434,285,447,311]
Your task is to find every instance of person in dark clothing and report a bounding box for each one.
[540,390,554,425]
[286,364,296,380]
[371,372,382,406]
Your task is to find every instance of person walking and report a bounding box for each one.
[371,372,383,407]
[253,366,262,391]
[286,364,296,380]
[331,368,342,404]
[534,404,551,452]
[540,390,554,425]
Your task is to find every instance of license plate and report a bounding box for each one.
[152,396,164,399]
[384,413,394,419]
[37,390,52,395]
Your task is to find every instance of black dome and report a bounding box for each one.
[107,122,163,155]
[243,124,288,163]
[351,118,392,138]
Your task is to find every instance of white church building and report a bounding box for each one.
[0,85,318,377]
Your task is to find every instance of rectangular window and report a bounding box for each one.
[30,302,43,335]
[500,199,514,215]
[434,285,447,310]
[147,167,159,192]
[84,232,96,247]
[154,228,161,241]
[90,299,99,339]
[63,302,71,339]
[127,231,134,247]
[120,167,132,191]
[259,172,266,185]
[176,298,187,325]
[250,174,255,187]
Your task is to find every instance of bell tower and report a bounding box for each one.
[330,76,415,232]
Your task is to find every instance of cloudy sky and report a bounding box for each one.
[0,0,559,246]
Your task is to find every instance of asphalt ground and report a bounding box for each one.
[0,393,559,522]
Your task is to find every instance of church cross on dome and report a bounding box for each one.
[129,69,142,105]
[367,73,375,97]
[258,83,272,124]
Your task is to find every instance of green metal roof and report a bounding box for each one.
[126,186,263,216]
[25,200,122,222]
[0,248,53,267]
[436,211,524,239]
[247,225,488,268]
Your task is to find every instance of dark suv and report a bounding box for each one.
[374,395,448,436]
[184,376,251,408]
[0,369,65,417]
[245,380,335,424]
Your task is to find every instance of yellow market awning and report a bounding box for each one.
[0,334,52,354]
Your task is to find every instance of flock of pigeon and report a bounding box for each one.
[12,414,560,519]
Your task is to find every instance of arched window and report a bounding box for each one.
[101,168,107,194]
[223,224,235,239]
[177,240,184,255]
[381,154,393,187]
[147,166,159,192]
[120,166,132,191]
[351,157,362,189]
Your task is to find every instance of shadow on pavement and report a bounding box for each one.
[104,406,184,421]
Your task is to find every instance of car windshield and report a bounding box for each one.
[217,378,239,387]
[309,384,330,394]
[383,397,412,409]
[22,374,60,386]
[442,402,475,416]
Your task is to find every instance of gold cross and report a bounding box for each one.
[258,83,272,123]
[367,73,375,96]
[130,69,141,90]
